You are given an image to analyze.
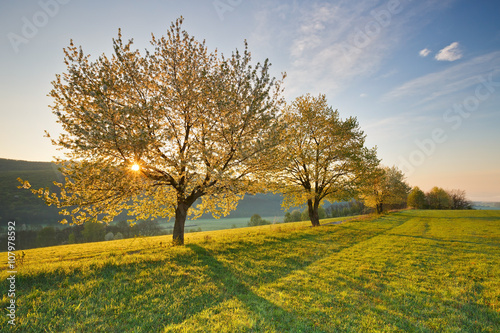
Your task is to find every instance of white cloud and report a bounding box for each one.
[286,0,458,98]
[419,48,431,57]
[360,93,368,98]
[250,0,458,99]
[435,42,463,61]
[382,51,500,103]
[283,0,408,97]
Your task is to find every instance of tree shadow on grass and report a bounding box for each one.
[8,237,328,332]
[6,257,234,331]
[326,273,500,332]
[194,218,409,289]
[186,244,322,332]
[390,233,500,248]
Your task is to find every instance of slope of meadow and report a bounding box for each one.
[1,210,499,332]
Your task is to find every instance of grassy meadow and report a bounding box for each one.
[1,210,499,332]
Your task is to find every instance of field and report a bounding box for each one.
[1,210,499,332]
[161,216,285,233]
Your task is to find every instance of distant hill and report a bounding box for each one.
[0,159,59,172]
[473,201,500,210]
[0,158,63,226]
[220,192,285,218]
[0,158,286,227]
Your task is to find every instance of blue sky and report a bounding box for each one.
[1,0,499,201]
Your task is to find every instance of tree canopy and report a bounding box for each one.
[407,186,426,209]
[19,18,284,245]
[448,189,472,210]
[426,187,452,210]
[275,94,379,226]
[361,166,411,214]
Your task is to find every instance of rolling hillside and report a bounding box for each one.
[1,210,499,331]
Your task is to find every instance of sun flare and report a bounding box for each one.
[131,163,140,171]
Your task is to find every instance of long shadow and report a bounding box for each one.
[186,244,320,332]
[307,270,500,332]
[8,255,235,330]
[395,211,500,221]
[389,233,500,247]
[201,218,410,288]
[8,228,355,331]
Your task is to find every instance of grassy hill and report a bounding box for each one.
[1,210,499,332]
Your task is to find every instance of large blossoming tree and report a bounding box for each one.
[20,18,284,245]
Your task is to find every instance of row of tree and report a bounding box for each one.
[407,187,472,210]
[17,17,470,245]
[326,200,368,217]
[19,18,381,245]
[338,165,473,213]
[284,200,368,222]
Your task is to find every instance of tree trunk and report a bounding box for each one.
[376,203,383,214]
[173,201,189,246]
[307,199,320,227]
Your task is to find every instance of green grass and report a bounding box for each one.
[1,211,499,332]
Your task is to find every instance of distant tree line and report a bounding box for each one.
[247,214,272,226]
[283,200,369,223]
[407,187,472,210]
[326,200,371,217]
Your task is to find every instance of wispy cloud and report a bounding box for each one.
[250,0,457,99]
[435,42,463,61]
[419,48,431,57]
[376,68,399,80]
[382,51,500,103]
[363,113,440,135]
